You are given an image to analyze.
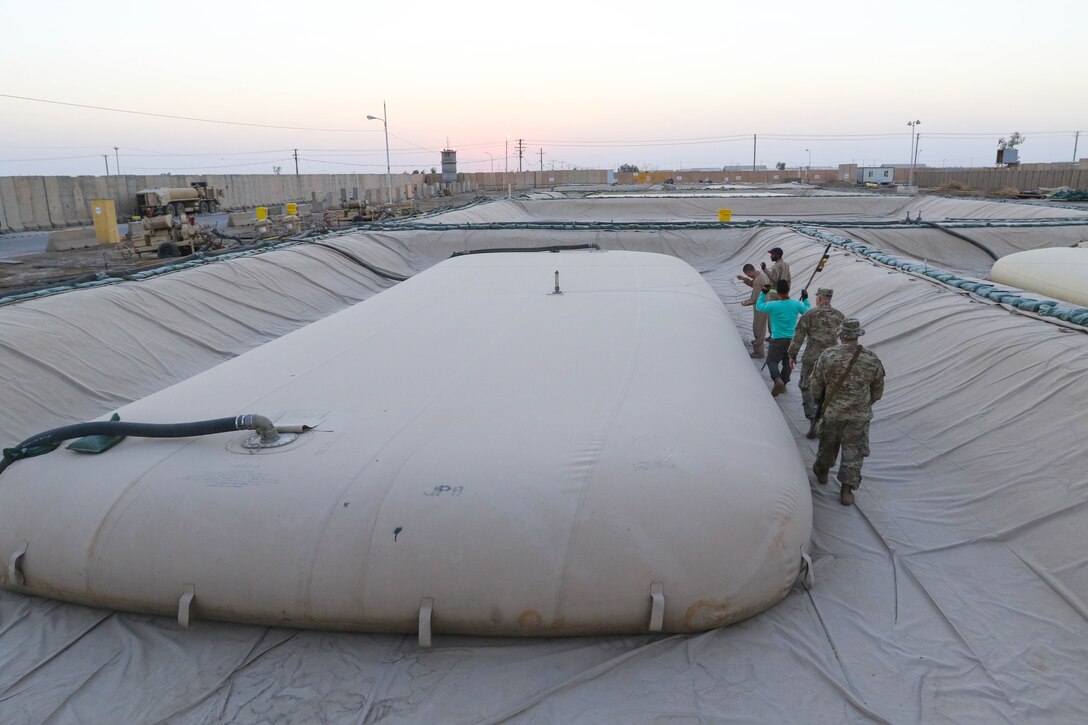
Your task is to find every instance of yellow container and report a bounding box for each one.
[718,209,733,222]
[89,199,119,244]
[285,202,298,216]
[255,207,268,220]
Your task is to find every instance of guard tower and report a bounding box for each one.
[441,149,457,184]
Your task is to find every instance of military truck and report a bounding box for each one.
[135,182,223,218]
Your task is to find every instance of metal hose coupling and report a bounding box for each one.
[236,414,297,450]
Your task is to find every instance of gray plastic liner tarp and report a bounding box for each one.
[828,226,1088,278]
[1,196,1087,723]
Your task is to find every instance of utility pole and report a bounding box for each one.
[103,155,110,176]
[539,147,544,172]
[294,148,299,176]
[1075,131,1081,162]
[752,134,757,172]
[516,138,526,172]
[114,146,120,176]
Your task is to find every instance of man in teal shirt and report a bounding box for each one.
[755,278,810,396]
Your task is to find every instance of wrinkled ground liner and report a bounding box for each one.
[0,194,1086,724]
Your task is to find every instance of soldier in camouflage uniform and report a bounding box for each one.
[810,318,885,506]
[788,288,845,439]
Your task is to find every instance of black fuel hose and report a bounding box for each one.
[451,243,601,257]
[300,240,410,281]
[922,221,999,261]
[0,414,276,477]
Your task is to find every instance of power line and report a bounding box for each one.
[0,144,115,150]
[914,130,1074,137]
[387,132,441,154]
[0,92,377,132]
[0,154,107,162]
[125,158,293,171]
[298,149,431,158]
[299,158,404,169]
[530,135,753,148]
[121,146,295,157]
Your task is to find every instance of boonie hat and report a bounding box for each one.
[817,287,834,297]
[839,318,865,338]
[768,247,783,255]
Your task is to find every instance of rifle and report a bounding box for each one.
[801,242,833,294]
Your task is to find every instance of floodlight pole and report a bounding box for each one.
[367,102,393,205]
[908,120,921,188]
[114,146,121,176]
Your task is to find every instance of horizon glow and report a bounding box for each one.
[1,0,1085,176]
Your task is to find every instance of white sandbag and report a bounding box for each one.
[0,250,811,635]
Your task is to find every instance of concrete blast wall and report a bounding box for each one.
[0,170,613,233]
[4,164,1085,233]
[0,173,478,233]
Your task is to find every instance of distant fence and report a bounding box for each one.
[614,170,833,185]
[913,167,1088,193]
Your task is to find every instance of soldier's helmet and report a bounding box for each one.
[839,318,865,338]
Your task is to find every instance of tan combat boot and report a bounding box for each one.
[771,378,786,397]
[839,484,855,506]
[812,463,828,485]
[806,418,818,439]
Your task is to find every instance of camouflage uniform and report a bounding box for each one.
[811,342,885,491]
[788,303,845,420]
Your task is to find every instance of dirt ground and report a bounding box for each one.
[0,192,496,295]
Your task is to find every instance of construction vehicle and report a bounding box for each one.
[135,182,224,218]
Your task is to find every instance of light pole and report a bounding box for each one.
[805,148,810,184]
[366,101,393,205]
[907,120,921,188]
[114,146,120,176]
[485,151,494,173]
